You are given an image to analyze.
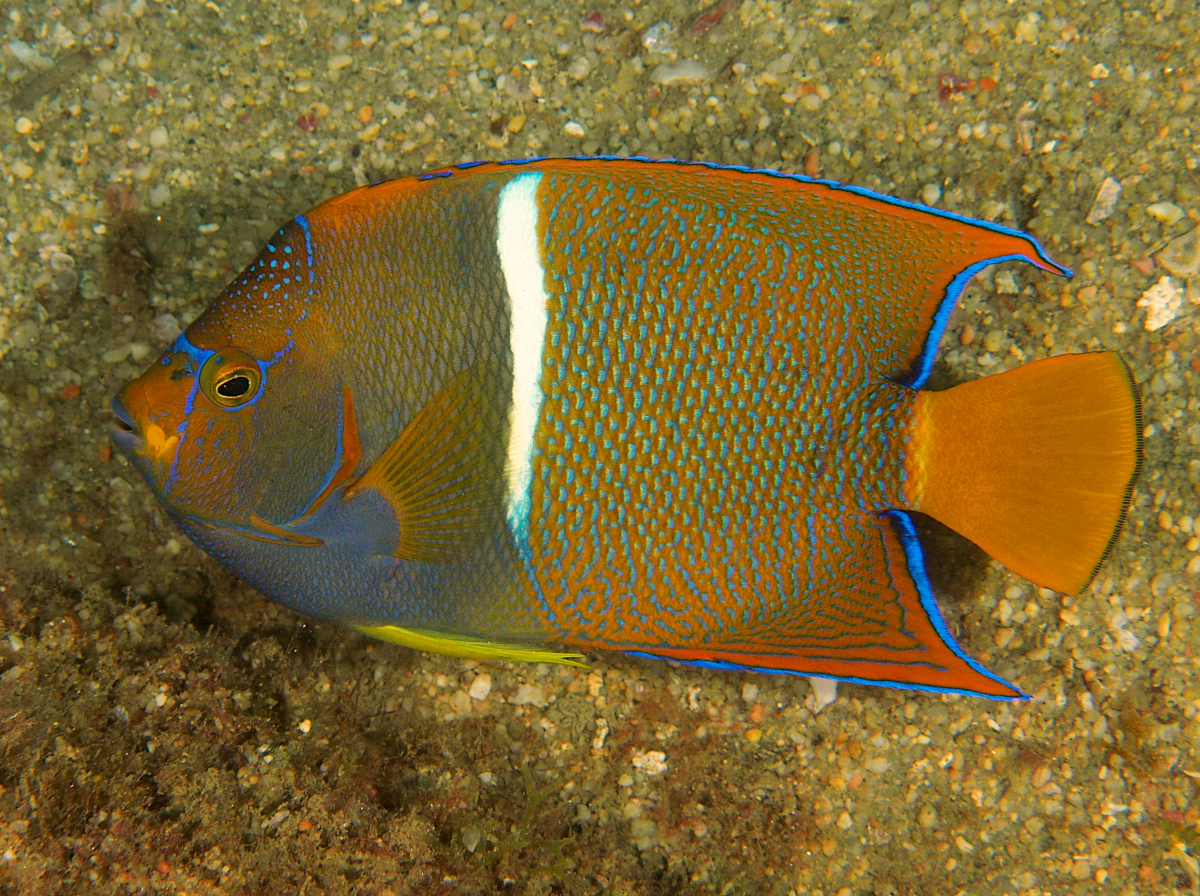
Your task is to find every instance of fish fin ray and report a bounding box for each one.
[906,351,1141,594]
[355,624,586,666]
[609,512,1023,699]
[348,365,507,563]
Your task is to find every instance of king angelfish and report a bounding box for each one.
[109,159,1141,700]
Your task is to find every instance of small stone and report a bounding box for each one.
[650,60,712,85]
[506,114,526,134]
[1137,276,1183,331]
[148,127,168,147]
[14,116,33,134]
[741,682,759,703]
[1157,227,1200,278]
[1024,816,1045,835]
[1187,555,1200,575]
[468,673,492,701]
[511,683,546,706]
[632,749,668,775]
[564,121,585,137]
[1086,177,1121,224]
[836,811,853,830]
[806,676,838,712]
[1159,510,1174,530]
[1146,202,1185,225]
[298,719,312,733]
[11,160,32,179]
[982,329,1004,351]
[327,54,353,71]
[994,271,1019,294]
[921,183,941,205]
[865,757,890,774]
[461,823,481,853]
[918,804,938,829]
[629,818,660,850]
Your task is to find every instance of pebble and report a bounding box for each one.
[149,127,168,148]
[468,673,491,701]
[563,121,585,137]
[1157,227,1199,278]
[511,683,546,706]
[918,804,938,829]
[806,676,838,712]
[631,749,668,775]
[650,60,712,85]
[14,116,33,134]
[1085,177,1121,224]
[460,823,481,853]
[1146,201,1185,226]
[1137,276,1183,331]
[327,54,353,71]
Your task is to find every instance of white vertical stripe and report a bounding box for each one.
[496,172,548,539]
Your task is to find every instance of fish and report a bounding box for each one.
[109,158,1142,700]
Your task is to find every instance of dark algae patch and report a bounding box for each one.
[2,0,1200,894]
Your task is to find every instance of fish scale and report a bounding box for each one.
[527,168,911,650]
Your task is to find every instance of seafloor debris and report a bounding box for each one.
[1086,176,1122,224]
[11,48,93,109]
[1137,276,1183,332]
[650,59,712,85]
[1158,226,1200,278]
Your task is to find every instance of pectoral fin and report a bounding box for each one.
[347,365,508,563]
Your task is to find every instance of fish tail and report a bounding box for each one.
[904,352,1142,594]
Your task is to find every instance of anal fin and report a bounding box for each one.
[622,512,1025,700]
[347,365,508,564]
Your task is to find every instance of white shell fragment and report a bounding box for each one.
[1158,227,1200,278]
[1146,202,1185,226]
[631,749,668,775]
[650,60,713,85]
[1137,276,1183,332]
[1085,177,1122,225]
[805,676,839,713]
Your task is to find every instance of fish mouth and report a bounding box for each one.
[108,394,142,455]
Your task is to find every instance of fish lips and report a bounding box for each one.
[108,393,161,489]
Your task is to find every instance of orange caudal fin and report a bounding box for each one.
[905,352,1142,595]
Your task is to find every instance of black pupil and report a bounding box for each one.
[216,374,251,399]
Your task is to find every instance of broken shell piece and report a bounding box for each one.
[805,676,838,713]
[1085,177,1122,224]
[650,60,712,85]
[1137,275,1183,332]
[1157,227,1200,278]
[1146,201,1185,226]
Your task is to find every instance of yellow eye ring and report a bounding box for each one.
[199,349,262,409]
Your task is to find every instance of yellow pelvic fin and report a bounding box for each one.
[355,624,586,666]
[347,365,508,564]
[905,351,1142,595]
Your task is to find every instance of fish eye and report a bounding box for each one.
[199,348,262,409]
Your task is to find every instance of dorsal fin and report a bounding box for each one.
[347,364,508,564]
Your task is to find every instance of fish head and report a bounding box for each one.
[109,223,348,542]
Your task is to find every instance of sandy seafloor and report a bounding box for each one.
[0,0,1198,893]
